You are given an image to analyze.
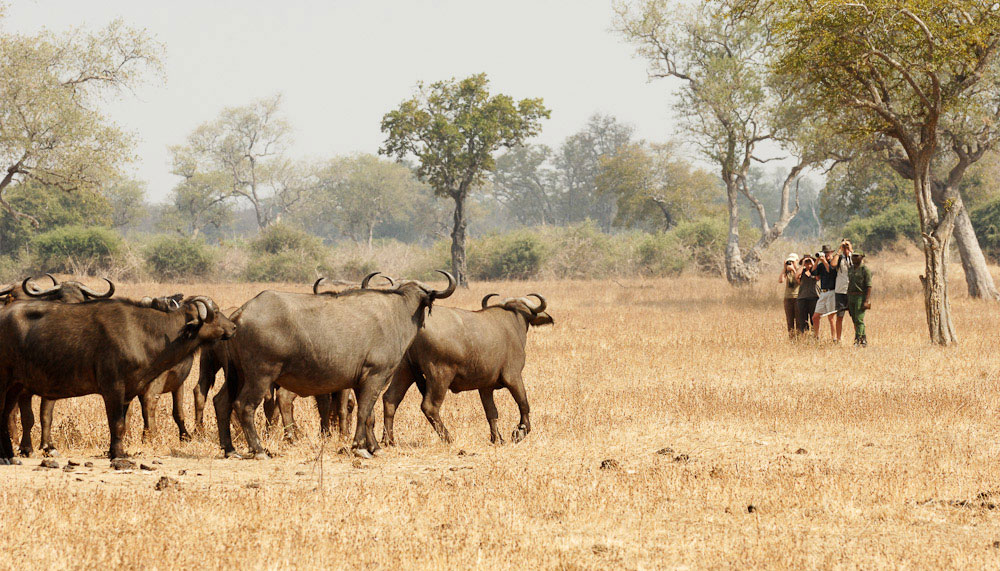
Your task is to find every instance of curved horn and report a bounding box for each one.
[0,283,15,297]
[430,270,456,299]
[481,293,499,309]
[190,296,216,321]
[21,276,61,298]
[313,277,326,295]
[526,293,547,313]
[45,273,58,286]
[361,272,381,289]
[381,275,395,287]
[168,298,181,310]
[78,278,115,299]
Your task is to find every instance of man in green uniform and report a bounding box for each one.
[847,251,872,347]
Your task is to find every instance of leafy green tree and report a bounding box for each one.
[381,73,550,285]
[596,141,722,230]
[160,171,234,238]
[0,16,161,227]
[492,145,558,226]
[751,0,1000,344]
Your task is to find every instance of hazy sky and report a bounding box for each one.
[7,0,679,202]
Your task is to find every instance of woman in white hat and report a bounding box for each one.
[778,253,799,337]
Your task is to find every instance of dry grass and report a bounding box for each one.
[3,256,1000,569]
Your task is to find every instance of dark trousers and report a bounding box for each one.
[796,298,817,333]
[783,298,797,333]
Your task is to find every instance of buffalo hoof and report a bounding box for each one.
[9,458,21,465]
[511,426,528,444]
[224,451,244,460]
[18,449,31,458]
[42,448,59,458]
[352,448,373,460]
[371,448,385,458]
[251,451,271,460]
[0,458,9,465]
[179,432,192,443]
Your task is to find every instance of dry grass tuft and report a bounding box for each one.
[2,258,1000,568]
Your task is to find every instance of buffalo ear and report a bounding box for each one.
[530,312,554,327]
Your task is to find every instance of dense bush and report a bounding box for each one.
[244,223,327,282]
[671,217,729,274]
[244,250,323,283]
[971,198,1000,261]
[469,231,546,280]
[144,235,214,279]
[252,223,323,256]
[636,232,687,276]
[31,226,122,272]
[843,203,920,253]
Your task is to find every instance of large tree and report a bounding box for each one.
[381,74,549,285]
[748,0,1000,344]
[170,95,297,230]
[0,17,161,227]
[614,1,818,285]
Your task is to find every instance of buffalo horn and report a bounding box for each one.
[313,277,327,295]
[481,293,499,309]
[361,272,382,289]
[430,270,456,299]
[0,283,15,297]
[78,278,115,299]
[526,293,547,313]
[190,296,216,322]
[22,276,61,298]
[45,273,58,286]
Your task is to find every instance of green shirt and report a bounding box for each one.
[847,264,872,295]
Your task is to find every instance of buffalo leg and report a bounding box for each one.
[353,372,393,457]
[382,367,416,447]
[139,391,158,442]
[504,373,531,443]
[233,379,273,458]
[337,390,355,438]
[479,389,504,445]
[172,386,191,442]
[194,349,219,432]
[38,398,57,456]
[17,393,33,457]
[275,388,298,441]
[419,378,453,444]
[0,387,22,463]
[213,381,237,457]
[102,394,130,459]
[316,394,333,437]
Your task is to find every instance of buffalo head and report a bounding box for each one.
[483,292,553,326]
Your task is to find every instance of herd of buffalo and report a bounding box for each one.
[0,271,553,464]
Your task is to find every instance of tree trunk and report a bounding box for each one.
[450,193,469,287]
[952,206,1000,300]
[723,181,755,285]
[915,174,958,345]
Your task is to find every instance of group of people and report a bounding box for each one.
[779,239,873,346]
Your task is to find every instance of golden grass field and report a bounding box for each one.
[2,254,1000,569]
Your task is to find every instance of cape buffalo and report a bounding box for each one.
[381,293,552,446]
[215,270,455,458]
[0,295,235,462]
[2,275,115,457]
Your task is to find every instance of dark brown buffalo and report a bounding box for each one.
[2,275,115,456]
[215,270,455,458]
[381,293,552,446]
[0,295,235,462]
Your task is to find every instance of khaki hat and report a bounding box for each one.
[785,253,799,263]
